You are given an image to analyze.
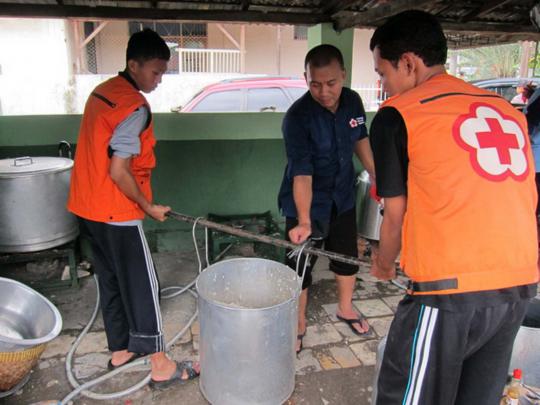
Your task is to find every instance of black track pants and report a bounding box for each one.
[79,217,164,354]
[377,295,529,405]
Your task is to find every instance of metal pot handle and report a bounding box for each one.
[58,140,72,159]
[287,241,312,291]
[13,156,33,166]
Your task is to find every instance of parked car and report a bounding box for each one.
[172,76,307,113]
[470,77,540,104]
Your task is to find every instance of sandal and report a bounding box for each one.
[336,314,372,336]
[296,333,305,355]
[107,352,146,371]
[149,360,200,390]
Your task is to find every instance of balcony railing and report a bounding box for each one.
[352,84,387,112]
[178,48,241,73]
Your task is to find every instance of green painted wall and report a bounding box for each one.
[0,113,286,145]
[0,112,375,252]
[307,23,354,87]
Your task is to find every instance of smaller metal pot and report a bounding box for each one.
[357,170,383,241]
[0,277,62,352]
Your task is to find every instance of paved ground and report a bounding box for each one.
[1,242,408,405]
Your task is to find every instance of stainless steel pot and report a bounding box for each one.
[0,277,62,352]
[197,258,299,405]
[357,170,383,241]
[0,156,78,253]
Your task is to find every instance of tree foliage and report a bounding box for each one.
[457,43,521,79]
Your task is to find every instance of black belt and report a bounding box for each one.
[408,278,458,293]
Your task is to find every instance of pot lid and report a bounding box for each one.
[0,156,73,176]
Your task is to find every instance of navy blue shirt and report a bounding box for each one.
[278,87,368,222]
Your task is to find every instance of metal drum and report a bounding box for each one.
[357,170,383,241]
[0,156,78,252]
[197,258,299,405]
[371,335,387,404]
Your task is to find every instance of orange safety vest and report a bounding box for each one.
[67,74,156,222]
[383,74,539,295]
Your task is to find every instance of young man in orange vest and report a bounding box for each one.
[68,29,199,388]
[368,11,538,405]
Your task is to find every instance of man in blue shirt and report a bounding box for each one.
[278,44,375,353]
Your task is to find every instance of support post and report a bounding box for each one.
[307,23,354,87]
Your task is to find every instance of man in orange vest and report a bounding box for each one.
[68,29,199,388]
[368,11,538,405]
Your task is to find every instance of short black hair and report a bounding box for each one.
[369,10,447,68]
[304,44,344,70]
[126,28,170,63]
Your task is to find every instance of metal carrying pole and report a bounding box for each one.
[166,210,370,267]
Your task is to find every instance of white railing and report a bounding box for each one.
[178,48,241,73]
[353,84,387,112]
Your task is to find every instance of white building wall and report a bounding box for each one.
[0,19,381,115]
[95,21,129,74]
[278,25,308,77]
[352,28,379,88]
[0,18,70,115]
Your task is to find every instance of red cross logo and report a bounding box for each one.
[475,118,519,165]
[453,103,529,181]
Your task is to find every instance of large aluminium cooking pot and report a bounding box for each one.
[0,156,78,253]
[197,258,299,405]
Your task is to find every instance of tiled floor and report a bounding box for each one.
[4,248,408,405]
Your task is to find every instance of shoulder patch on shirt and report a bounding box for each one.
[349,116,364,128]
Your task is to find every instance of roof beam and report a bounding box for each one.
[0,3,328,24]
[334,0,434,30]
[441,20,540,35]
[322,0,365,16]
[459,0,513,22]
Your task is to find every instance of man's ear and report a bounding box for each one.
[126,59,140,73]
[401,53,416,75]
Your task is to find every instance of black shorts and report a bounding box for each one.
[285,206,358,289]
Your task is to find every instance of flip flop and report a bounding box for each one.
[336,314,372,336]
[149,360,200,390]
[107,352,146,371]
[296,333,306,355]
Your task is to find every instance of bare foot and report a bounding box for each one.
[110,350,138,367]
[151,353,200,381]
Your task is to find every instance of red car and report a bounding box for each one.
[172,76,308,112]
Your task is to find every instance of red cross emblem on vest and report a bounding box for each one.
[452,103,529,181]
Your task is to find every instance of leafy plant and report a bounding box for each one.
[453,43,521,80]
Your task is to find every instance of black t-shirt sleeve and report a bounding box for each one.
[369,106,408,197]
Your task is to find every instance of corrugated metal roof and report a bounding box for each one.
[0,0,539,48]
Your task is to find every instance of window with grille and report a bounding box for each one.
[294,26,308,41]
[128,21,208,73]
[84,21,98,73]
